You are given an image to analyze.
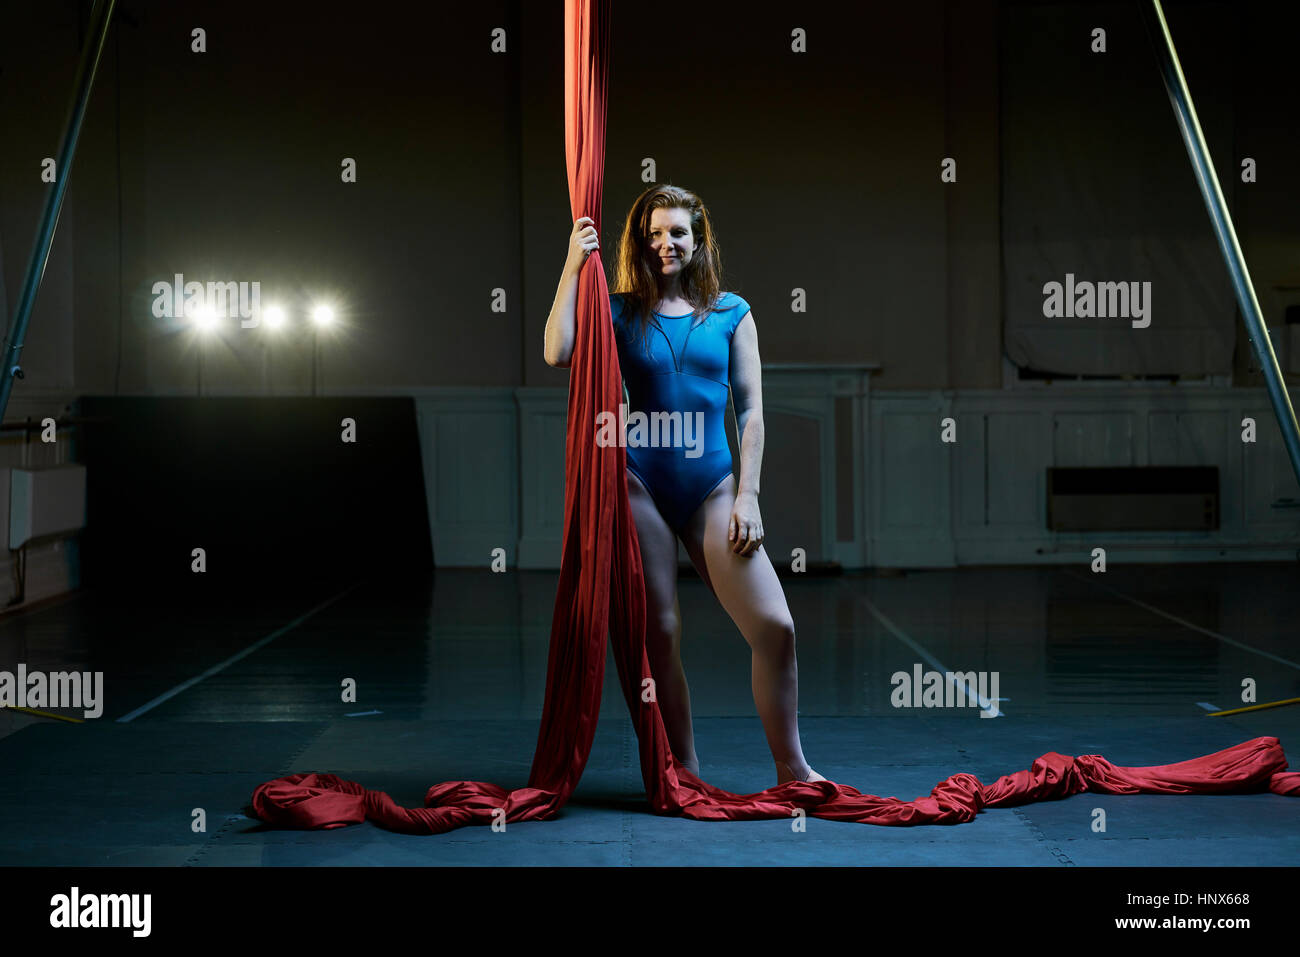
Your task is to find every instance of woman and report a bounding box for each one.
[543,183,824,785]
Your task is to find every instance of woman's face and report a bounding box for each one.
[647,207,695,278]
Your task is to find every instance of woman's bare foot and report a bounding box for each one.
[774,759,827,785]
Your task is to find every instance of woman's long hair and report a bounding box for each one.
[611,183,725,355]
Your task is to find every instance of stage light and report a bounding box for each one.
[264,305,286,329]
[312,305,335,327]
[195,303,219,333]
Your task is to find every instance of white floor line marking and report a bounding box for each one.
[115,581,365,723]
[839,581,1002,718]
[1062,569,1300,671]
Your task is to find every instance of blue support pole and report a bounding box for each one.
[0,0,117,423]
[1140,0,1300,490]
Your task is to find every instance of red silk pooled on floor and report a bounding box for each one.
[249,0,1299,835]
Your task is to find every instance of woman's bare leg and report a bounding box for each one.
[626,469,700,776]
[681,475,822,785]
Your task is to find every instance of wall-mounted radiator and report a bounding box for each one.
[1046,466,1219,532]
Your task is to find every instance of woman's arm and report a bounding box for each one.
[543,266,581,368]
[543,216,599,367]
[728,312,766,555]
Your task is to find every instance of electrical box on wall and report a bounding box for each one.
[8,464,87,550]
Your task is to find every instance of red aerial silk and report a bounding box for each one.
[250,0,1299,834]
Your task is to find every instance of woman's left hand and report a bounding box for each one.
[728,491,764,557]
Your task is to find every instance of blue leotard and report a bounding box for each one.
[610,291,751,533]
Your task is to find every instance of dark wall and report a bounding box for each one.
[75,396,433,595]
[0,0,1296,396]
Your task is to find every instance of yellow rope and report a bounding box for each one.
[1206,697,1300,717]
[0,706,84,723]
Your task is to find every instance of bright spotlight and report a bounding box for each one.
[264,305,286,329]
[195,303,220,333]
[312,305,335,327]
